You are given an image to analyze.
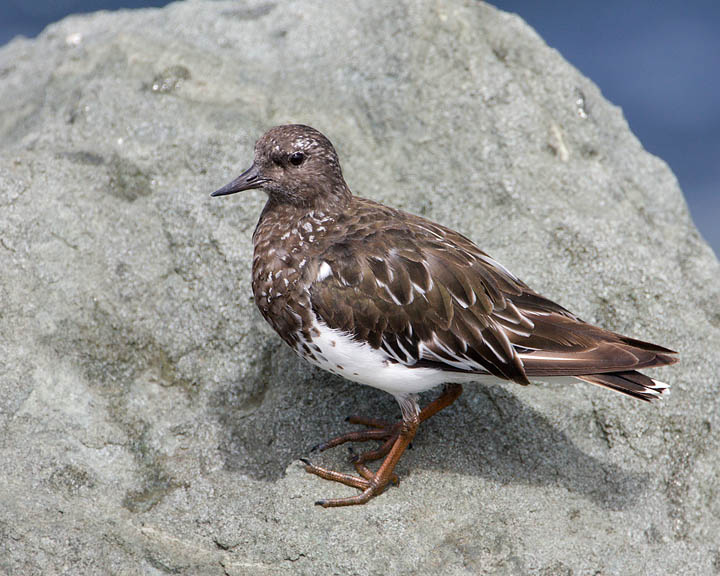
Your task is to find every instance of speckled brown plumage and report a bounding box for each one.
[212,124,678,507]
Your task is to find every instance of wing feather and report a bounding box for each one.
[308,198,677,386]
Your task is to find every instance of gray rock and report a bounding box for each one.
[1,0,718,574]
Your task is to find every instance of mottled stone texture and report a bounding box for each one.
[0,1,718,574]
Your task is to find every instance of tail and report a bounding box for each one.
[576,371,670,402]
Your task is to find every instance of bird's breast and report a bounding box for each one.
[251,208,338,348]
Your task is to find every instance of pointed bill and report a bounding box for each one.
[211,163,266,197]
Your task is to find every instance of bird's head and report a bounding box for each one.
[211,124,350,206]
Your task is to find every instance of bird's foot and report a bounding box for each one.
[314,416,404,481]
[300,458,394,507]
[301,385,462,507]
[302,417,415,507]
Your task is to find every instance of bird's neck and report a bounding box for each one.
[259,183,351,221]
[253,188,352,251]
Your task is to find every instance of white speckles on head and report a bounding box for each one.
[292,137,312,150]
[302,222,313,233]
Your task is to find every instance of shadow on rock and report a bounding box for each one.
[215,365,645,511]
[425,384,644,510]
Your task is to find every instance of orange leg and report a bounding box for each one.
[302,384,462,507]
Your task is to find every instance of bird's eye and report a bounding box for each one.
[289,151,305,166]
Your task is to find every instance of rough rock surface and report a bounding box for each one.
[1,1,718,574]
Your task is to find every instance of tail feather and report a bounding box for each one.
[576,371,669,402]
[617,335,677,355]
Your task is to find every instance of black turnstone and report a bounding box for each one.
[211,124,678,507]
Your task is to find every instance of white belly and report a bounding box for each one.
[298,318,485,396]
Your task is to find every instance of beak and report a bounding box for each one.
[211,163,266,197]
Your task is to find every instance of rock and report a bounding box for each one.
[1,0,718,574]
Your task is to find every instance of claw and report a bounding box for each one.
[347,446,358,463]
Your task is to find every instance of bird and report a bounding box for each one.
[211,124,677,508]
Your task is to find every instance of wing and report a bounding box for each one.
[309,199,676,385]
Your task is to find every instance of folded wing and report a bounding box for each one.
[309,199,677,398]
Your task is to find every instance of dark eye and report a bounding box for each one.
[289,151,305,166]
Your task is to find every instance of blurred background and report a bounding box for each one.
[1,0,717,256]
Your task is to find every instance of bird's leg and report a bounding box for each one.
[311,383,463,458]
[302,384,462,507]
[417,382,464,421]
[352,381,463,466]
